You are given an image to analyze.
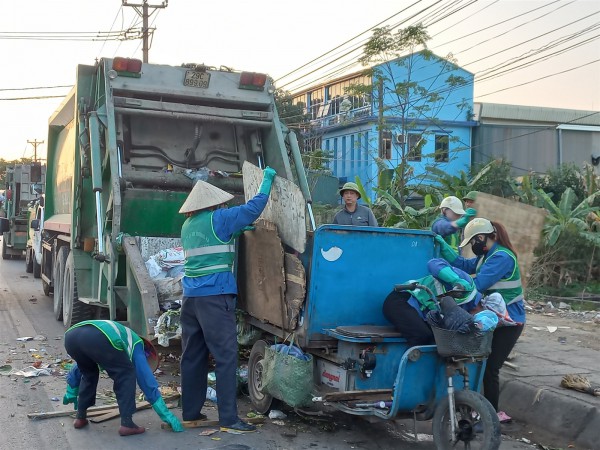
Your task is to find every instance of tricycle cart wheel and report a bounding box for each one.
[248,340,274,414]
[432,390,501,450]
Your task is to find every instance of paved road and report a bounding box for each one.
[0,243,537,449]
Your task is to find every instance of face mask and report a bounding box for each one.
[471,238,488,256]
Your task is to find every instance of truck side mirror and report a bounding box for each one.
[31,163,42,183]
[31,219,40,231]
[0,217,9,233]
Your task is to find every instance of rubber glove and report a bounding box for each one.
[232,225,255,238]
[258,166,277,195]
[437,266,473,291]
[455,208,477,228]
[152,397,184,432]
[62,384,79,410]
[434,235,458,263]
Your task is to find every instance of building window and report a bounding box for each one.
[380,131,392,160]
[435,135,449,162]
[407,133,423,162]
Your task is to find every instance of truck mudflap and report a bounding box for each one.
[120,236,162,338]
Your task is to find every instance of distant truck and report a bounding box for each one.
[0,163,45,260]
[41,57,313,337]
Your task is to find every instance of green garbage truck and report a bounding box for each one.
[0,162,45,260]
[41,57,313,338]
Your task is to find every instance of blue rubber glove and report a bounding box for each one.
[455,208,477,228]
[258,166,277,195]
[434,235,458,263]
[62,384,79,410]
[152,397,184,432]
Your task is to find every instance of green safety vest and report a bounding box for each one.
[181,210,235,278]
[67,320,142,360]
[409,274,478,312]
[478,245,523,305]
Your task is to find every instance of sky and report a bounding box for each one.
[1,0,599,162]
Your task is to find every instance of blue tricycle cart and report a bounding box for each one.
[239,225,501,449]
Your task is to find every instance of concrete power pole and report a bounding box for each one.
[27,139,44,162]
[122,0,169,63]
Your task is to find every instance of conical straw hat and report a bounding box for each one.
[179,180,234,214]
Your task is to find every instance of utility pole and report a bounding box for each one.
[27,139,44,162]
[122,0,169,63]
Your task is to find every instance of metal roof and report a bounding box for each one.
[474,102,600,126]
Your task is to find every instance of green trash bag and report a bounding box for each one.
[261,336,314,408]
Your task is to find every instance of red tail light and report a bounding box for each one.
[112,57,143,77]
[239,72,267,91]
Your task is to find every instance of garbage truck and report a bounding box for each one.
[0,162,45,260]
[40,57,313,338]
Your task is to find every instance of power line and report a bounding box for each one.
[0,85,72,92]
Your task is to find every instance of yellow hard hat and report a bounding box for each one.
[459,218,495,247]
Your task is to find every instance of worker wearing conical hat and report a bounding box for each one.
[179,166,276,434]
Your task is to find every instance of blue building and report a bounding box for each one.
[292,51,476,201]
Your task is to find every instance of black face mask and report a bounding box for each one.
[471,238,488,256]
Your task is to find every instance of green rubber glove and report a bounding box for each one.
[435,235,458,263]
[437,267,473,291]
[62,384,79,410]
[232,225,255,238]
[455,208,477,228]
[152,397,184,432]
[258,166,277,195]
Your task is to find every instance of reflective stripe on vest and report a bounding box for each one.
[182,211,235,277]
[67,320,141,360]
[184,244,236,259]
[480,245,523,306]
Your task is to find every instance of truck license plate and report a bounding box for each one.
[184,70,211,88]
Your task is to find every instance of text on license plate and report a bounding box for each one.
[184,71,211,88]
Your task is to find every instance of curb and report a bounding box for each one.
[499,377,599,449]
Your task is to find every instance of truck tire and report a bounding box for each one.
[53,246,69,321]
[432,389,501,450]
[32,251,41,278]
[42,280,51,297]
[2,238,8,260]
[62,251,92,329]
[248,340,274,414]
[25,248,34,273]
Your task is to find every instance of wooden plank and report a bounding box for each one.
[28,394,179,420]
[242,161,307,253]
[88,401,177,423]
[237,221,287,329]
[463,193,546,287]
[161,416,266,430]
[322,389,393,402]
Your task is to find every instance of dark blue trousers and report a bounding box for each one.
[180,294,239,425]
[64,325,137,426]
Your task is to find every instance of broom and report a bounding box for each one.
[560,374,600,396]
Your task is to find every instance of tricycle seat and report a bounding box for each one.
[323,325,406,343]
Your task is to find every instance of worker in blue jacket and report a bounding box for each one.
[436,217,525,423]
[178,166,276,433]
[62,320,183,436]
[432,196,476,251]
[383,258,481,347]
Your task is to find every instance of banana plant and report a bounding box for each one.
[533,187,600,246]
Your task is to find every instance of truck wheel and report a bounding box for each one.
[248,340,274,414]
[2,238,8,260]
[53,246,69,321]
[432,389,501,450]
[32,251,41,278]
[62,251,91,328]
[25,248,34,273]
[42,280,51,297]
